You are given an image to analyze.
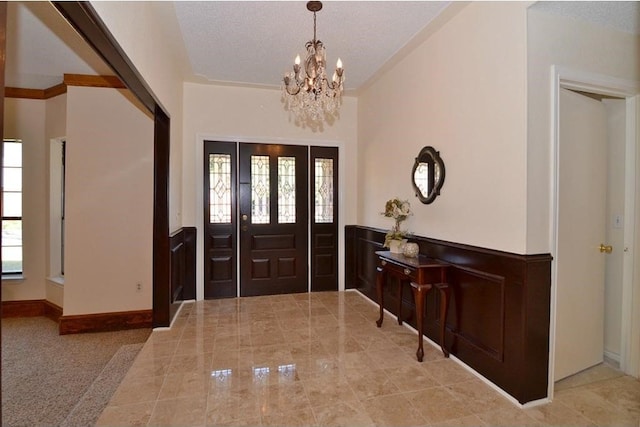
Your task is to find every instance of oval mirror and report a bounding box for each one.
[411,146,445,204]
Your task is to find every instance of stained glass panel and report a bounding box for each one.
[251,155,270,224]
[278,157,296,224]
[314,158,334,223]
[208,154,232,223]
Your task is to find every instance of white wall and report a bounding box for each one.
[63,86,153,315]
[526,8,640,254]
[2,98,47,301]
[358,2,529,253]
[91,1,186,231]
[182,83,358,297]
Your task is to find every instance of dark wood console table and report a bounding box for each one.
[375,250,450,361]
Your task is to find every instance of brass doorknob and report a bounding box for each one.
[599,244,613,254]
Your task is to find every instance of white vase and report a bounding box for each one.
[403,242,420,258]
[388,239,407,254]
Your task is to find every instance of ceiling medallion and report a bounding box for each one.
[282,1,345,127]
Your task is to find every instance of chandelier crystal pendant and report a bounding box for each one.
[282,1,345,125]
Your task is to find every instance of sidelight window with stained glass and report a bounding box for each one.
[278,157,296,224]
[251,155,270,224]
[209,154,232,224]
[314,158,334,223]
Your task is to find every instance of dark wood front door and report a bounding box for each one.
[239,143,308,296]
[204,141,338,298]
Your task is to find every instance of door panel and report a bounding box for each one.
[239,143,308,296]
[555,89,607,381]
[311,146,339,291]
[204,141,237,298]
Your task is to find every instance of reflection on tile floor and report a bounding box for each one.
[97,291,640,426]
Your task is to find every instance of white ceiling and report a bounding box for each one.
[4,1,640,92]
[5,2,113,89]
[173,1,450,90]
[530,1,640,35]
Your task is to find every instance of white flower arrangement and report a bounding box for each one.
[381,197,412,248]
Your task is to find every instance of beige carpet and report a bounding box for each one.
[2,316,150,427]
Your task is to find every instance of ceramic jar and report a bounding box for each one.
[403,242,420,258]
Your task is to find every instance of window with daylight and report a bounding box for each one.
[3,140,23,275]
[251,155,270,224]
[278,157,296,224]
[209,154,232,224]
[314,158,334,223]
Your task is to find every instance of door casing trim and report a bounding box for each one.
[195,134,346,300]
[549,65,640,399]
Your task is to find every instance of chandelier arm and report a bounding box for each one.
[285,85,302,96]
[322,77,343,91]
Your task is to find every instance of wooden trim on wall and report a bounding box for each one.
[2,300,63,323]
[5,87,49,99]
[43,83,68,98]
[154,108,172,327]
[345,225,553,404]
[59,309,152,335]
[5,74,125,100]
[169,226,197,304]
[64,73,125,88]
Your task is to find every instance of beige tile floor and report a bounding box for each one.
[96,291,640,426]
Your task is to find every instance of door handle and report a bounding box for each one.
[599,244,613,254]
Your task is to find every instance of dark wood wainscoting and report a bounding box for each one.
[345,225,552,404]
[170,227,197,318]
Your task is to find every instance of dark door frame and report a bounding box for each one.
[1,2,7,420]
[52,2,171,327]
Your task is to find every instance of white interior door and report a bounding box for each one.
[555,88,608,381]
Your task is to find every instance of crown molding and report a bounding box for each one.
[5,74,124,99]
[63,73,125,88]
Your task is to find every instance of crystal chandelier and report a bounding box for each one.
[282,1,345,125]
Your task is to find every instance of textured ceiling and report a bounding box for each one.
[5,1,640,92]
[5,2,113,89]
[173,1,451,90]
[531,1,640,35]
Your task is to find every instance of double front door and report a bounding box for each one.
[204,141,338,298]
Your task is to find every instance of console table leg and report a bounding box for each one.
[436,283,450,358]
[376,266,385,327]
[411,282,426,362]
